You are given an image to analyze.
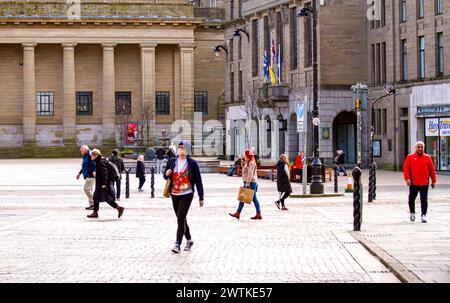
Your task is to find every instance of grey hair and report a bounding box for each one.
[416,141,425,147]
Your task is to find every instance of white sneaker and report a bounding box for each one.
[184,240,194,251]
[410,213,415,222]
[421,215,427,223]
[171,244,181,254]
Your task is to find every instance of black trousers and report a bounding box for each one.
[408,185,429,216]
[138,177,146,189]
[115,180,121,198]
[171,193,194,244]
[280,192,290,206]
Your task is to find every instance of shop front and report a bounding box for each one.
[421,105,450,171]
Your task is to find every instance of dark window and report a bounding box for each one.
[76,92,93,116]
[400,107,409,117]
[401,39,408,80]
[371,44,376,83]
[290,7,298,70]
[36,92,54,116]
[276,11,284,82]
[229,38,234,62]
[115,92,131,115]
[238,36,242,60]
[437,32,444,77]
[401,0,407,22]
[436,0,443,15]
[381,42,386,83]
[304,2,312,67]
[155,91,170,115]
[252,19,259,77]
[230,72,235,102]
[263,16,270,59]
[230,0,234,20]
[238,0,242,17]
[377,109,382,134]
[381,0,386,27]
[382,109,387,134]
[376,43,381,84]
[238,71,243,102]
[418,0,425,18]
[194,91,208,115]
[419,36,425,79]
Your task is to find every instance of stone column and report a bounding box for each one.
[140,43,157,145]
[62,43,77,144]
[22,43,37,144]
[179,44,195,123]
[102,43,116,143]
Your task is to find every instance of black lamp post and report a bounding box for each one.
[299,1,323,194]
[214,45,228,57]
[233,28,250,41]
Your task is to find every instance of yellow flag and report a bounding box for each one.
[269,66,276,84]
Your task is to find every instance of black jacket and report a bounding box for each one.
[110,155,125,173]
[136,161,146,178]
[276,160,292,193]
[156,148,166,160]
[337,153,345,165]
[163,156,204,200]
[93,156,115,203]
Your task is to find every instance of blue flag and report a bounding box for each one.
[263,51,270,81]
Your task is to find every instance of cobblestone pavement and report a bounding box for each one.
[0,159,448,283]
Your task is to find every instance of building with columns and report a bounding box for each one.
[0,0,225,157]
[222,0,368,166]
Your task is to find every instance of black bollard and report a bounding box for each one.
[125,168,131,199]
[150,167,155,198]
[373,162,377,201]
[368,162,375,203]
[352,167,363,231]
[333,164,339,193]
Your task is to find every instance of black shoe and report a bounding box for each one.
[85,206,94,210]
[275,200,281,209]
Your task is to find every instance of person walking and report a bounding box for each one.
[136,155,146,192]
[76,145,96,210]
[403,141,437,223]
[293,151,303,180]
[163,140,204,254]
[335,149,347,176]
[227,155,242,176]
[87,149,124,219]
[229,149,262,220]
[155,147,166,174]
[275,154,292,211]
[109,149,125,201]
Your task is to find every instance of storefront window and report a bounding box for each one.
[425,117,450,171]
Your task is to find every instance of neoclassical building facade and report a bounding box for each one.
[0,0,225,157]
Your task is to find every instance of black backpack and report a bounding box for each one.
[104,159,121,182]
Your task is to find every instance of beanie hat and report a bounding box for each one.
[178,140,192,156]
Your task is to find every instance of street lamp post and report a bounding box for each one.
[299,0,323,194]
[351,83,368,169]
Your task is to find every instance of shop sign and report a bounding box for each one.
[440,118,450,136]
[425,118,439,137]
[417,105,450,116]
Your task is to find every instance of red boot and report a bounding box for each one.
[117,206,124,218]
[251,212,262,220]
[229,211,240,219]
[87,211,98,218]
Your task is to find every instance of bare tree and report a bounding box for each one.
[115,98,132,147]
[139,102,155,148]
[239,85,263,155]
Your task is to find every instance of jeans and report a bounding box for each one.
[156,159,163,174]
[337,164,347,175]
[172,193,194,244]
[227,165,237,176]
[237,182,261,213]
[138,177,146,189]
[408,185,429,216]
[114,180,121,199]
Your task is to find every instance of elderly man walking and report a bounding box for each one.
[76,145,96,210]
[403,141,437,223]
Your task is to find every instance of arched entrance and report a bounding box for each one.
[288,113,299,160]
[333,112,357,164]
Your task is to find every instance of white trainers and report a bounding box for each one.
[421,215,427,223]
[171,243,181,253]
[184,240,194,251]
[410,213,415,222]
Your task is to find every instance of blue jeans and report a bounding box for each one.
[227,165,237,176]
[237,182,261,213]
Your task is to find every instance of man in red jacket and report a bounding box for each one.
[403,141,437,223]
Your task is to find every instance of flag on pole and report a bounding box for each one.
[277,44,282,84]
[269,65,277,84]
[263,51,270,81]
[271,36,276,67]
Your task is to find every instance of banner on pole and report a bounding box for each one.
[296,102,305,133]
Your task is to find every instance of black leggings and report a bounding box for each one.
[408,185,429,216]
[138,177,146,189]
[94,200,118,212]
[280,192,290,206]
[172,193,194,244]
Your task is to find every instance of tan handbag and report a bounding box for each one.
[237,186,255,204]
[163,178,171,198]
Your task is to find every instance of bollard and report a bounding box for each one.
[352,167,363,231]
[333,164,339,193]
[373,162,377,200]
[368,161,375,203]
[125,168,131,199]
[150,167,155,198]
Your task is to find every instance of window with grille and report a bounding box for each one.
[194,91,208,115]
[36,92,54,116]
[115,92,131,115]
[76,92,93,116]
[156,91,170,115]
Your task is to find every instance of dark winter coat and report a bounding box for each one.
[163,156,204,200]
[337,153,346,165]
[136,161,146,178]
[110,155,125,175]
[276,160,292,193]
[156,148,166,160]
[93,156,116,203]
